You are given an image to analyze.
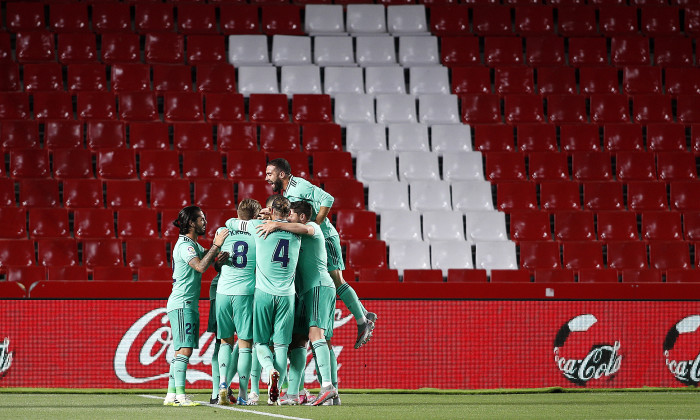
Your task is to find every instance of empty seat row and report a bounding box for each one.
[380,209,508,243]
[366,180,494,213]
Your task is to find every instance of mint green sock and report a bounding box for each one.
[211,340,220,399]
[167,360,176,393]
[254,343,275,372]
[329,346,338,389]
[227,342,239,385]
[337,283,367,324]
[251,346,261,394]
[273,345,289,390]
[288,347,306,397]
[218,343,232,387]
[238,347,252,401]
[173,354,189,394]
[312,340,332,386]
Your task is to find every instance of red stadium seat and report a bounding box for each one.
[77,92,117,120]
[19,179,59,208]
[627,181,668,211]
[451,67,491,94]
[429,6,470,36]
[590,94,630,124]
[96,149,136,179]
[261,5,305,35]
[583,181,625,211]
[546,95,587,124]
[236,179,274,205]
[649,241,691,270]
[0,208,26,239]
[125,239,169,270]
[686,6,700,35]
[571,151,612,181]
[196,64,237,93]
[226,150,266,180]
[153,64,192,94]
[92,3,131,33]
[665,269,700,283]
[654,37,694,67]
[105,180,147,209]
[119,92,159,122]
[0,93,30,120]
[473,6,513,36]
[641,6,680,36]
[568,37,607,67]
[656,152,697,181]
[0,61,20,91]
[621,268,661,283]
[461,94,501,124]
[47,266,88,281]
[496,66,535,95]
[6,3,44,31]
[50,3,89,32]
[313,151,354,180]
[63,179,103,209]
[632,94,673,124]
[173,122,214,151]
[446,269,488,283]
[323,179,366,210]
[292,94,332,123]
[670,182,700,211]
[37,239,79,268]
[250,94,290,123]
[101,33,140,64]
[10,149,50,179]
[684,213,700,241]
[554,211,596,241]
[217,122,258,151]
[259,123,301,152]
[357,268,399,283]
[145,33,185,64]
[490,269,531,283]
[484,37,523,66]
[220,5,261,35]
[67,64,108,93]
[57,33,97,64]
[117,209,159,239]
[599,6,638,35]
[578,269,619,283]
[616,152,656,181]
[514,6,554,35]
[677,95,700,124]
[562,242,604,269]
[346,239,388,271]
[646,123,686,152]
[603,124,644,152]
[519,241,561,271]
[29,208,70,239]
[111,64,150,93]
[539,181,581,211]
[474,125,515,152]
[7,266,45,289]
[517,125,557,153]
[509,211,551,242]
[22,63,62,92]
[164,92,204,121]
[73,209,115,239]
[579,67,620,95]
[597,212,639,242]
[32,92,72,120]
[485,152,527,181]
[0,121,39,150]
[160,209,180,240]
[403,269,444,283]
[559,124,600,153]
[441,37,481,67]
[150,180,192,209]
[93,266,134,281]
[526,36,564,66]
[608,242,648,270]
[135,3,175,33]
[641,211,683,241]
[557,6,597,36]
[205,93,245,122]
[610,36,650,66]
[537,67,576,95]
[0,180,13,208]
[138,266,173,282]
[302,123,342,152]
[178,4,218,34]
[496,181,538,211]
[15,31,55,63]
[82,239,124,269]
[139,150,180,179]
[269,151,310,179]
[504,94,544,123]
[182,150,224,179]
[623,66,662,95]
[534,268,575,283]
[335,210,377,240]
[194,180,235,210]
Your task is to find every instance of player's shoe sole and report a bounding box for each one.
[354,318,375,349]
[311,385,338,406]
[218,387,229,405]
[267,370,280,405]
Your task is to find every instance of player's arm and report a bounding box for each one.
[213,228,230,271]
[188,229,229,273]
[309,184,334,225]
[256,221,314,238]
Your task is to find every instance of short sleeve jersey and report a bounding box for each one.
[167,235,205,312]
[226,218,301,297]
[283,175,339,239]
[216,225,257,296]
[296,222,335,296]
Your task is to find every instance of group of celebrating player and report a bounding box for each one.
[161,158,377,407]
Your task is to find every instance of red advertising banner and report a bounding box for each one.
[1,300,700,390]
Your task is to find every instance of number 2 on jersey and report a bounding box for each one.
[272,239,290,268]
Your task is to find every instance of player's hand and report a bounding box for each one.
[256,221,279,238]
[258,207,272,220]
[216,251,230,263]
[213,229,229,247]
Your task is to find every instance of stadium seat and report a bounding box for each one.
[632,95,673,124]
[465,211,508,243]
[82,239,124,269]
[125,239,169,270]
[627,180,668,211]
[6,3,44,31]
[324,179,366,210]
[397,36,439,67]
[73,209,115,239]
[138,266,173,282]
[514,6,554,35]
[376,94,417,124]
[92,266,133,281]
[683,213,700,241]
[346,124,387,155]
[259,123,300,152]
[249,94,289,123]
[540,181,581,211]
[6,266,45,289]
[197,64,236,94]
[217,122,258,151]
[461,93,502,124]
[262,5,304,36]
[611,36,650,66]
[447,268,487,283]
[641,6,680,36]
[145,33,185,64]
[160,209,180,240]
[111,64,150,93]
[387,5,428,35]
[153,65,192,94]
[366,67,405,95]
[19,179,59,208]
[654,38,694,67]
[32,92,72,121]
[579,67,619,95]
[50,3,88,32]
[571,151,613,181]
[105,180,147,209]
[646,123,686,152]
[451,67,491,94]
[22,63,61,93]
[398,152,439,182]
[623,66,662,95]
[473,6,513,36]
[483,37,524,67]
[31,208,70,238]
[568,37,608,67]
[475,125,515,153]
[354,36,398,67]
[271,35,311,66]
[422,210,466,242]
[546,95,587,124]
[182,151,223,180]
[204,93,245,123]
[150,180,192,209]
[92,3,130,33]
[172,123,213,151]
[135,3,175,33]
[346,239,388,272]
[554,211,596,241]
[367,181,410,213]
[96,149,136,179]
[490,269,531,283]
[226,150,266,180]
[56,33,96,64]
[302,124,342,152]
[583,182,625,211]
[557,6,597,36]
[313,151,354,180]
[496,181,537,211]
[657,152,697,181]
[528,152,568,181]
[291,95,332,124]
[47,266,88,281]
[67,64,107,93]
[670,182,700,211]
[62,179,103,209]
[452,180,495,212]
[139,150,179,180]
[590,94,630,124]
[409,180,452,212]
[509,211,551,242]
[37,239,79,268]
[676,95,700,124]
[475,242,518,273]
[649,241,691,270]
[236,179,274,206]
[179,4,217,34]
[597,212,639,242]
[578,269,619,283]
[685,5,700,35]
[0,179,14,208]
[45,121,83,151]
[389,240,431,274]
[220,5,259,35]
[431,241,474,275]
[228,35,271,66]
[520,241,561,271]
[380,210,422,242]
[526,36,565,67]
[10,149,50,179]
[417,94,460,125]
[78,92,117,121]
[335,93,377,126]
[163,92,204,122]
[536,67,576,95]
[485,152,527,181]
[335,210,377,241]
[495,67,535,95]
[603,124,644,152]
[532,268,575,283]
[621,268,662,283]
[431,125,472,155]
[269,151,310,178]
[14,31,55,63]
[0,208,27,239]
[615,152,656,181]
[101,33,140,64]
[305,5,345,35]
[441,37,481,67]
[346,4,387,35]
[324,67,364,96]
[442,151,483,182]
[280,66,322,97]
[665,269,700,284]
[429,6,469,36]
[641,211,683,241]
[117,209,159,239]
[599,6,638,35]
[504,94,545,124]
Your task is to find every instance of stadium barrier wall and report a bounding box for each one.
[2,295,700,389]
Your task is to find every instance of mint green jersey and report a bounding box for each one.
[283,175,339,239]
[296,222,335,296]
[215,226,256,296]
[226,218,301,297]
[167,235,205,312]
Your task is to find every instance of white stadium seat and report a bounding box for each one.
[365,66,406,95]
[443,152,484,181]
[271,35,312,66]
[387,5,429,36]
[451,180,494,211]
[347,4,387,35]
[346,123,387,155]
[376,94,417,124]
[399,151,439,182]
[305,5,346,36]
[398,36,439,66]
[237,66,278,96]
[431,124,473,155]
[356,150,397,183]
[368,181,410,213]
[431,241,474,275]
[323,67,364,96]
[389,240,431,274]
[422,210,465,242]
[409,180,452,211]
[280,65,322,97]
[314,36,355,67]
[380,209,422,242]
[334,93,375,126]
[418,94,460,125]
[227,35,270,66]
[475,241,518,273]
[410,67,450,95]
[388,123,429,152]
[465,211,509,243]
[355,36,398,67]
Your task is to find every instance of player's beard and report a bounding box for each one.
[271,178,283,193]
[195,224,206,236]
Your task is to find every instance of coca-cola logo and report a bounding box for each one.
[113,306,354,385]
[664,315,700,386]
[0,337,13,379]
[553,314,623,386]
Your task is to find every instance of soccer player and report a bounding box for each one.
[215,199,262,406]
[164,206,229,407]
[258,200,339,406]
[207,253,231,405]
[264,158,377,349]
[226,196,302,406]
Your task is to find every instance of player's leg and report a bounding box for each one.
[270,294,295,405]
[308,286,338,406]
[253,290,279,405]
[207,290,219,404]
[326,341,340,406]
[167,308,200,407]
[281,295,308,405]
[249,346,261,404]
[216,293,237,405]
[326,235,377,348]
[233,294,254,405]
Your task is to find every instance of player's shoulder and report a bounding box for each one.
[289,175,313,189]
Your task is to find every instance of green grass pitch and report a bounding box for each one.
[2,388,700,419]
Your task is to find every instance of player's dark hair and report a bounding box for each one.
[270,195,291,218]
[268,158,291,176]
[237,198,262,221]
[290,201,312,221]
[265,194,278,207]
[173,205,202,235]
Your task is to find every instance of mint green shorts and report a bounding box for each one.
[168,308,200,351]
[216,293,253,341]
[253,289,295,346]
[325,235,345,272]
[294,286,336,339]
